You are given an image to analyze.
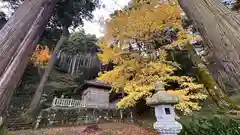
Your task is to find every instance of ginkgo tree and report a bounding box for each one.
[97,0,207,115]
[31,44,52,69]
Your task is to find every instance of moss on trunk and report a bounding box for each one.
[0,126,11,135]
[186,43,236,109]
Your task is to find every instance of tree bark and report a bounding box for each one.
[27,27,69,114]
[0,0,57,117]
[187,43,235,109]
[178,0,240,95]
[0,0,53,76]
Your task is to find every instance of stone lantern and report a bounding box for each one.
[146,81,182,135]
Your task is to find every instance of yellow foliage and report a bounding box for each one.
[97,0,207,115]
[31,44,52,68]
[105,0,183,46]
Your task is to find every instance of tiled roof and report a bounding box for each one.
[84,80,112,88]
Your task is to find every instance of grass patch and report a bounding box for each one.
[0,126,13,135]
[179,116,240,135]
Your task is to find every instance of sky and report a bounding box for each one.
[0,0,131,38]
[82,0,131,37]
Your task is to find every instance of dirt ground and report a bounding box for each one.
[11,123,158,135]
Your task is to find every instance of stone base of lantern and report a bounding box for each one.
[153,120,182,135]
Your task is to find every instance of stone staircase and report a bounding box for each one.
[6,118,33,131]
[5,92,34,131]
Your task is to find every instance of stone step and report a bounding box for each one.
[8,125,33,131]
[14,94,34,97]
[7,110,24,112]
[6,118,21,121]
[7,108,27,111]
[6,92,34,131]
[7,109,25,112]
[7,113,24,117]
[11,97,32,100]
[6,119,32,127]
[6,118,24,123]
[8,107,26,110]
[7,122,30,126]
[6,118,22,121]
[11,95,32,98]
[6,121,25,125]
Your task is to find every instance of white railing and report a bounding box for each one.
[51,97,110,109]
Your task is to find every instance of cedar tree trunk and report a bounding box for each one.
[178,0,240,95]
[0,0,57,116]
[187,43,235,109]
[27,26,69,114]
[0,0,53,76]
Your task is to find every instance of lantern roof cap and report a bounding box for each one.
[146,81,179,106]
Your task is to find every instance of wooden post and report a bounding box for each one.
[34,111,43,129]
[120,109,123,120]
[69,99,73,107]
[130,110,134,123]
[52,97,57,107]
[0,116,2,127]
